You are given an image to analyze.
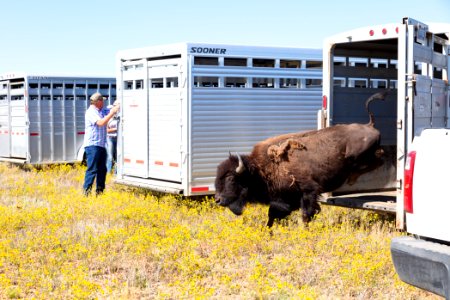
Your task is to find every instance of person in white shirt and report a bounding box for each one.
[83,93,119,196]
[106,100,119,174]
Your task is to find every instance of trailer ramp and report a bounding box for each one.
[319,191,397,213]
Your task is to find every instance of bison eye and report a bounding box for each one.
[225,175,237,185]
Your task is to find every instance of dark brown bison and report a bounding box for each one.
[215,92,387,227]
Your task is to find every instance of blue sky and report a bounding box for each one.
[0,0,449,76]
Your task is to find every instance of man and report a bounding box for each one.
[83,92,120,196]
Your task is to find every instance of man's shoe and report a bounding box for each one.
[83,188,91,196]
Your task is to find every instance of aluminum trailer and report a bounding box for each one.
[115,42,323,196]
[0,73,116,164]
[318,18,450,229]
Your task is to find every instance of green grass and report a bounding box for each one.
[0,163,440,299]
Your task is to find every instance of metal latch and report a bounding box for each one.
[406,74,417,96]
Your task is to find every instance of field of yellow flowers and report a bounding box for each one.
[0,163,440,299]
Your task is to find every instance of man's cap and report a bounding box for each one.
[90,92,105,102]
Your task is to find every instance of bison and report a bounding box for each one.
[214,91,387,227]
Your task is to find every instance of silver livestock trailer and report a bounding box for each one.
[318,18,450,228]
[115,42,323,196]
[0,73,116,164]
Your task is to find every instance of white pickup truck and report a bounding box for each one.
[391,129,450,298]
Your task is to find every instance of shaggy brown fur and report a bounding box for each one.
[215,91,388,227]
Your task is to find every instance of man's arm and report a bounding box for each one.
[96,106,119,127]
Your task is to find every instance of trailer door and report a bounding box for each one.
[9,80,28,158]
[404,19,449,143]
[121,60,149,178]
[0,81,11,157]
[395,19,449,229]
[147,59,183,182]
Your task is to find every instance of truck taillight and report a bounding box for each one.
[322,95,327,109]
[404,151,416,213]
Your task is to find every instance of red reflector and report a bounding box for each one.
[382,28,387,35]
[30,132,39,136]
[404,151,416,213]
[124,158,131,163]
[155,161,163,165]
[369,30,374,36]
[395,27,399,34]
[77,131,85,135]
[136,160,144,164]
[169,162,179,167]
[322,95,327,110]
[192,187,209,192]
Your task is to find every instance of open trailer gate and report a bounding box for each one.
[319,18,450,228]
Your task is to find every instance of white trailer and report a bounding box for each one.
[115,43,323,196]
[0,73,116,164]
[319,18,449,229]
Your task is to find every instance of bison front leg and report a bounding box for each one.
[301,192,321,223]
[267,201,293,227]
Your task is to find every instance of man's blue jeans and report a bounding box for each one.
[107,137,117,173]
[83,146,107,194]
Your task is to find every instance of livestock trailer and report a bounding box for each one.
[0,73,116,164]
[318,18,450,229]
[115,42,323,196]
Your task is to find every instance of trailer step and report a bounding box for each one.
[318,193,397,213]
[0,157,27,164]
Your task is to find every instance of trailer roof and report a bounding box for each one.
[0,72,115,81]
[324,20,450,47]
[116,42,322,61]
[428,23,450,36]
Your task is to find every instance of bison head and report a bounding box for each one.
[214,153,249,215]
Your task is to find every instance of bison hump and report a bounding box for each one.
[267,138,307,163]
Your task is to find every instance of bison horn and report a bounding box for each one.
[235,153,245,174]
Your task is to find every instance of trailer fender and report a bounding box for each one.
[76,146,86,165]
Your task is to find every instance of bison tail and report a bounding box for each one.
[366,90,389,125]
